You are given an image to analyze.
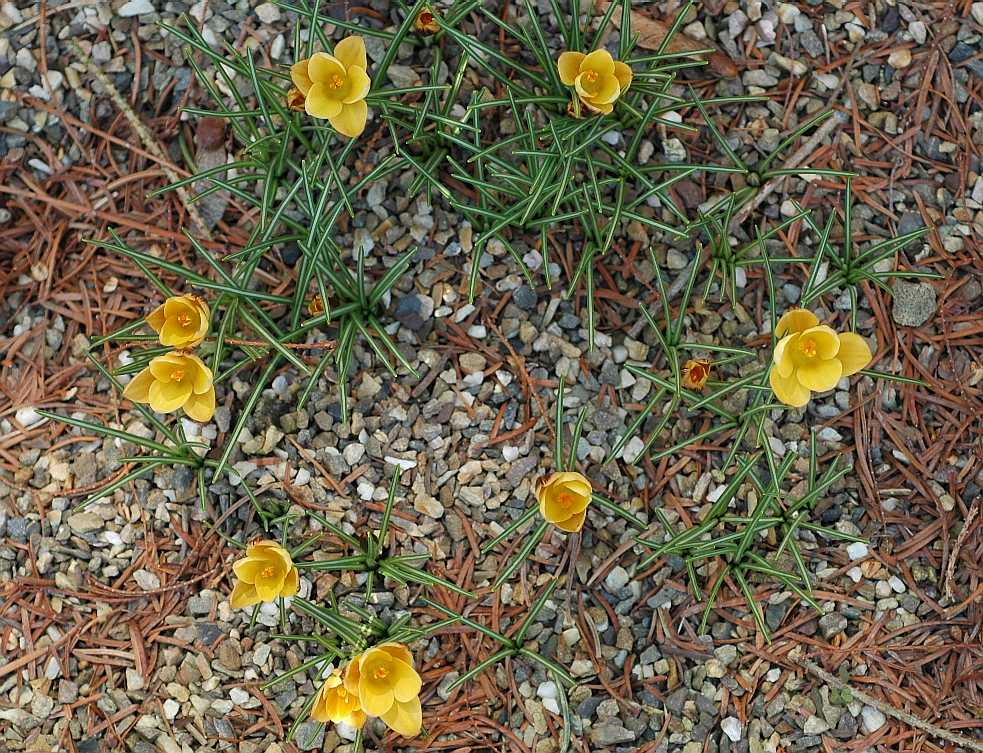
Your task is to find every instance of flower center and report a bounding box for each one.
[372,666,390,680]
[584,70,598,83]
[420,11,433,24]
[177,313,192,328]
[799,338,817,358]
[171,368,185,382]
[329,74,345,89]
[260,566,276,578]
[557,492,573,508]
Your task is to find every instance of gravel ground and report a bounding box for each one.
[2,1,982,753]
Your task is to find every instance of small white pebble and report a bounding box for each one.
[846,542,869,561]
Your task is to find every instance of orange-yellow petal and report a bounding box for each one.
[230,579,260,609]
[800,325,840,359]
[306,82,344,119]
[776,308,819,337]
[334,35,367,70]
[389,659,422,703]
[146,302,167,333]
[343,65,371,103]
[308,52,346,84]
[795,358,842,392]
[553,508,587,533]
[183,387,215,422]
[377,642,415,668]
[835,332,872,376]
[148,379,192,413]
[122,367,155,403]
[613,60,633,91]
[330,100,368,138]
[557,51,585,85]
[280,565,300,598]
[380,696,422,737]
[581,48,614,76]
[769,367,810,408]
[773,333,798,377]
[591,72,621,105]
[291,59,313,95]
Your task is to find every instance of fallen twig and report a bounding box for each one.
[731,111,847,229]
[69,40,213,240]
[802,659,983,753]
[944,495,980,602]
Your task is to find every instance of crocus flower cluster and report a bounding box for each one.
[312,642,423,738]
[123,294,216,422]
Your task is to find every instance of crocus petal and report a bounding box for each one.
[547,472,592,496]
[307,52,346,84]
[359,683,394,717]
[776,308,819,337]
[149,353,183,381]
[581,48,615,76]
[160,318,192,347]
[592,72,621,105]
[306,82,344,119]
[390,659,422,703]
[344,657,361,695]
[801,325,840,359]
[310,685,332,723]
[230,579,260,609]
[291,60,313,95]
[280,566,299,598]
[557,51,585,85]
[835,332,872,376]
[122,368,155,403]
[146,303,167,333]
[377,642,415,668]
[149,379,192,413]
[329,100,368,138]
[582,98,613,114]
[233,556,267,583]
[334,35,367,71]
[253,541,294,573]
[773,333,797,378]
[183,388,215,422]
[544,488,590,519]
[613,60,633,91]
[554,508,587,533]
[574,72,599,99]
[796,358,843,392]
[254,574,284,602]
[343,65,371,103]
[188,355,212,393]
[380,696,422,738]
[769,367,810,408]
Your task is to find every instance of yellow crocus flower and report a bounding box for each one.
[557,49,632,115]
[769,308,873,408]
[311,672,366,728]
[535,471,592,533]
[146,294,210,349]
[291,36,371,137]
[344,643,422,737]
[122,351,216,422]
[229,540,300,609]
